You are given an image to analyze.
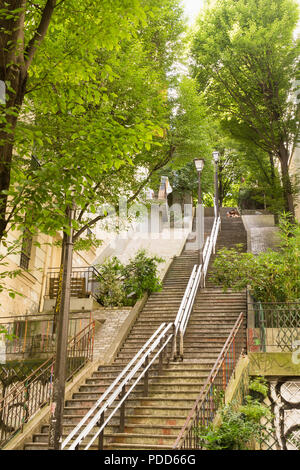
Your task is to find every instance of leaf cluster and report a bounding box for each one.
[95,250,164,307]
[211,213,300,302]
[196,397,271,450]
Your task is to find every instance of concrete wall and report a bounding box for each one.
[241,214,280,254]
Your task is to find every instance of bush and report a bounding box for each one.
[195,397,271,450]
[95,250,163,307]
[211,213,300,302]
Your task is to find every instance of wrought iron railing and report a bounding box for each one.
[0,314,93,358]
[253,301,300,352]
[173,312,245,449]
[0,321,95,448]
[62,322,174,450]
[45,266,101,300]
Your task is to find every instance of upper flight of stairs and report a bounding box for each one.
[23,209,248,450]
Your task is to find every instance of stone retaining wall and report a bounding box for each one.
[92,307,132,360]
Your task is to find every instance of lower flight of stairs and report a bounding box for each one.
[23,209,248,450]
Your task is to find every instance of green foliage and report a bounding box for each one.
[196,398,271,450]
[191,0,300,215]
[0,239,23,305]
[122,250,164,303]
[1,0,186,243]
[149,77,215,203]
[96,257,127,307]
[95,250,163,307]
[211,214,300,302]
[0,324,15,341]
[248,376,269,399]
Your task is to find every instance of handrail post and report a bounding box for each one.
[179,330,184,360]
[97,412,104,450]
[119,385,126,433]
[158,340,163,375]
[171,324,177,361]
[143,356,149,396]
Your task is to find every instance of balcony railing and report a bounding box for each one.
[45,266,101,300]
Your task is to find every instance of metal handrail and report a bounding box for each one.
[62,212,222,449]
[61,322,167,449]
[172,214,221,359]
[62,322,174,450]
[173,312,245,449]
[0,321,95,448]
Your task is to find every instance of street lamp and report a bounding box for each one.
[212,151,220,218]
[194,158,205,204]
[194,158,205,274]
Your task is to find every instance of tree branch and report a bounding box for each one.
[25,0,59,71]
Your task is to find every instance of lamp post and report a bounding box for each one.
[212,151,220,218]
[194,158,205,273]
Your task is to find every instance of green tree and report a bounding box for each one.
[191,0,300,218]
[0,0,147,242]
[149,77,215,204]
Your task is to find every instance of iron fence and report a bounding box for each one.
[173,312,246,449]
[0,314,93,358]
[253,302,300,352]
[0,321,95,448]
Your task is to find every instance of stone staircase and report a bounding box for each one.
[23,209,247,450]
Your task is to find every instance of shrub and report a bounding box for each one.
[195,397,271,450]
[211,213,300,302]
[95,250,163,307]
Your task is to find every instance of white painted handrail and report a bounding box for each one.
[63,322,173,450]
[61,322,167,449]
[63,211,221,449]
[173,213,221,358]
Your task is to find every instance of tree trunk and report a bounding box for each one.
[268,152,279,224]
[279,145,295,220]
[0,0,56,242]
[0,68,27,241]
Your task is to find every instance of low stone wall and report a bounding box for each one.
[91,294,148,365]
[92,307,133,360]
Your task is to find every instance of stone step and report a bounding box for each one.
[104,432,176,446]
[24,216,248,451]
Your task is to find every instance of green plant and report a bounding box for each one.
[122,250,163,304]
[95,257,127,307]
[195,398,271,450]
[239,397,271,422]
[95,250,163,307]
[211,214,300,302]
[248,377,269,399]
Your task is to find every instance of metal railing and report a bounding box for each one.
[61,210,222,450]
[62,322,174,450]
[0,321,95,448]
[45,266,101,300]
[172,214,221,359]
[253,301,300,352]
[0,314,93,358]
[172,312,245,449]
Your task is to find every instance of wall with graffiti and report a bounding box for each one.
[262,377,300,450]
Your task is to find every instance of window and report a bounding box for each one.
[20,230,33,270]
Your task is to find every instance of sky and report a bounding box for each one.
[181,0,203,25]
[181,0,300,29]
